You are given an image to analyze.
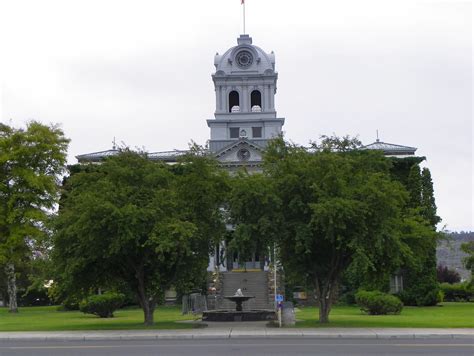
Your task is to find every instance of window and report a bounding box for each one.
[229,91,240,112]
[230,127,240,139]
[252,127,262,138]
[251,90,262,108]
[389,275,403,294]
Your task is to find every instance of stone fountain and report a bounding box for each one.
[224,288,255,311]
[202,288,275,322]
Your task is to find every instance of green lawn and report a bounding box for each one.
[295,302,474,328]
[0,303,472,331]
[0,306,195,331]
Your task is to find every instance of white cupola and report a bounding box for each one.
[207,35,285,153]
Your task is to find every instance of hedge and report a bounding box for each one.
[440,282,474,302]
[79,292,125,318]
[355,290,403,315]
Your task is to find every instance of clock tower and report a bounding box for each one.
[207,34,285,167]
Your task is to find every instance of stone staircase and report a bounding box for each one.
[219,271,271,310]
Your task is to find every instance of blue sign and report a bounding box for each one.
[276,294,284,302]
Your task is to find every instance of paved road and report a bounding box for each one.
[0,338,472,356]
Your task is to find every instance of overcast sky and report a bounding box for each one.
[1,0,472,231]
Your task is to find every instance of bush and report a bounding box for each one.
[397,287,439,307]
[437,265,461,284]
[440,282,474,302]
[437,289,445,304]
[79,292,125,318]
[355,290,403,315]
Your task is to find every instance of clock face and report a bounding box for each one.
[237,148,251,161]
[236,50,253,68]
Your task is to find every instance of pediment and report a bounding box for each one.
[214,139,264,165]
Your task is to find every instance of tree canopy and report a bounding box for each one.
[52,150,227,325]
[262,137,436,323]
[0,121,69,312]
[226,172,281,268]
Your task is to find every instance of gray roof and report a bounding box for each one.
[214,34,275,76]
[76,149,119,162]
[77,139,417,164]
[361,140,417,156]
[148,150,192,162]
[76,149,193,163]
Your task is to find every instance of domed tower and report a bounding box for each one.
[207,34,285,166]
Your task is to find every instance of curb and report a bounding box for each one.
[0,329,473,342]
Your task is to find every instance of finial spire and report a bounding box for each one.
[376,130,380,142]
[112,137,117,150]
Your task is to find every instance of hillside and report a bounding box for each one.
[436,231,473,281]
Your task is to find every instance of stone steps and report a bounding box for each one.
[219,271,271,310]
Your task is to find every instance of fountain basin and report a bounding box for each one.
[224,295,255,311]
[202,309,276,322]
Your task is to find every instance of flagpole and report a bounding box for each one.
[243,1,246,34]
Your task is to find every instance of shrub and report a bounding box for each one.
[355,290,403,315]
[437,289,445,304]
[397,287,439,307]
[79,292,125,318]
[440,282,474,302]
[437,265,461,284]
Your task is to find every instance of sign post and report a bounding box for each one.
[276,294,283,327]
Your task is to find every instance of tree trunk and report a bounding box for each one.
[5,263,18,313]
[137,291,156,326]
[135,269,156,326]
[143,300,155,326]
[315,277,333,324]
[318,295,331,324]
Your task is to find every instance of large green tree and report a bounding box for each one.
[53,150,226,325]
[227,172,281,268]
[391,161,440,306]
[0,121,68,312]
[263,137,433,323]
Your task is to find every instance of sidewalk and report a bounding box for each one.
[0,324,472,341]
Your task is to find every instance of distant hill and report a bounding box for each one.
[436,231,473,282]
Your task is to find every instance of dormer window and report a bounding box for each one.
[229,91,240,113]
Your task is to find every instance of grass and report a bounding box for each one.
[295,302,474,328]
[0,305,195,331]
[0,303,472,331]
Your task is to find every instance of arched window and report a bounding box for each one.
[229,91,240,112]
[251,90,262,109]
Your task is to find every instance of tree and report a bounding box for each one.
[407,165,422,208]
[227,172,281,269]
[263,137,429,323]
[53,150,226,325]
[0,122,68,312]
[393,164,440,306]
[420,168,441,227]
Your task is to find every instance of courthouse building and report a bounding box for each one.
[77,34,417,307]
